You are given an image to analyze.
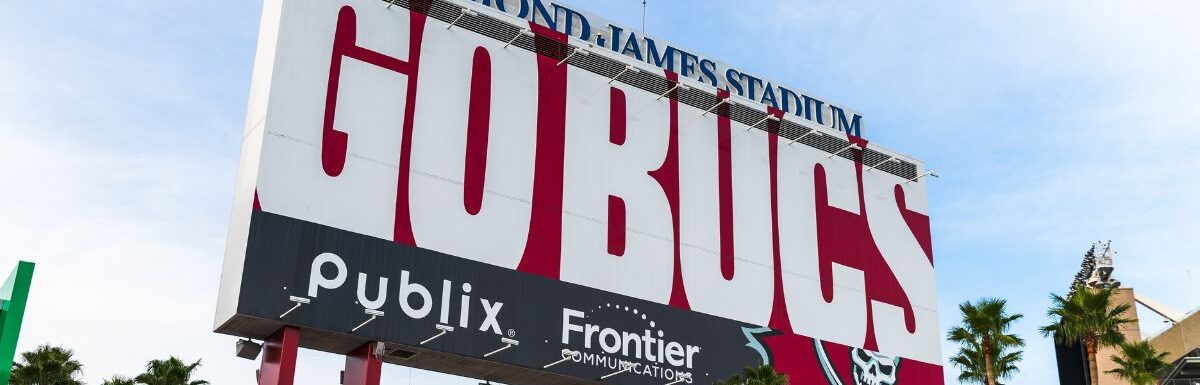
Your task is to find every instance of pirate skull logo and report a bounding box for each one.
[849,348,900,385]
[810,339,903,385]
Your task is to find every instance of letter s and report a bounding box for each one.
[725,69,744,96]
[776,137,867,347]
[863,165,940,364]
[699,59,718,87]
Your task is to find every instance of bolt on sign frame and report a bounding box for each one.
[0,261,35,384]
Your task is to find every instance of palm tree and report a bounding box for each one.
[713,364,788,385]
[1040,286,1134,385]
[133,357,210,385]
[946,298,1025,385]
[9,345,85,385]
[1106,341,1170,385]
[949,344,1022,385]
[102,376,137,385]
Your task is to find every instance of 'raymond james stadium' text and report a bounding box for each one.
[468,0,865,137]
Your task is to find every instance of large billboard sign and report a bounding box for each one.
[215,0,943,384]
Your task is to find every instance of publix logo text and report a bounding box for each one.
[306,252,506,335]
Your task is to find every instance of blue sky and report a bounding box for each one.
[2,1,1198,384]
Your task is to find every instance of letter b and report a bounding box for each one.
[398,270,432,319]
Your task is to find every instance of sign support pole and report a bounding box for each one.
[258,327,300,385]
[343,342,382,385]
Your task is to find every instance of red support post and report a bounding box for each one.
[343,342,382,385]
[258,326,300,385]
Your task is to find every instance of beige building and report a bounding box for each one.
[1054,242,1198,385]
[1058,286,1198,385]
[1094,288,1143,385]
[1148,309,1200,384]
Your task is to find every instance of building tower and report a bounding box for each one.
[1055,241,1142,385]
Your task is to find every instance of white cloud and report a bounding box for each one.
[0,128,237,382]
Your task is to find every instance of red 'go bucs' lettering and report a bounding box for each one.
[776,130,868,348]
[321,6,413,178]
[253,1,938,368]
[408,12,539,270]
[560,57,674,304]
[514,23,570,279]
[678,88,775,327]
[255,3,424,241]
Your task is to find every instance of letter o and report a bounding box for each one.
[600,328,622,354]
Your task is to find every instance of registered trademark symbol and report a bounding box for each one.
[507,329,516,337]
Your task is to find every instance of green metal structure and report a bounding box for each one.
[0,261,35,384]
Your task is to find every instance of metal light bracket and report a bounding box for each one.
[663,373,693,385]
[906,170,939,183]
[351,309,384,332]
[544,349,580,369]
[865,156,898,172]
[483,338,520,357]
[420,324,456,345]
[556,45,591,67]
[750,114,781,130]
[788,129,821,145]
[446,8,479,30]
[610,65,641,84]
[600,362,634,380]
[657,83,690,100]
[504,29,534,48]
[279,296,310,319]
[703,99,727,116]
[827,143,861,159]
